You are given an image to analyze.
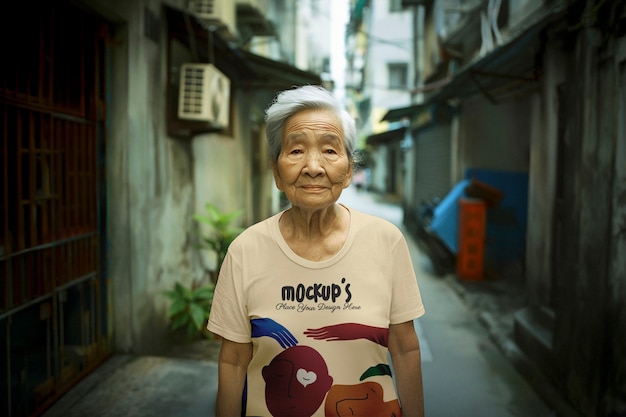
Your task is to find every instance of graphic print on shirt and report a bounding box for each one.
[262,345,333,417]
[251,317,402,417]
[325,381,402,417]
[279,277,358,314]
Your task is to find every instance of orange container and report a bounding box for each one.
[457,198,487,281]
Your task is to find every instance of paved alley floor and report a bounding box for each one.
[43,186,555,417]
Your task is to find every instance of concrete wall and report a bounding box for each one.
[548,29,626,416]
[83,0,261,354]
[94,0,199,354]
[454,94,531,181]
[519,22,626,416]
[525,39,566,307]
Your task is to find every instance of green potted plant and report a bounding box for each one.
[163,281,214,339]
[163,204,244,340]
[193,203,244,281]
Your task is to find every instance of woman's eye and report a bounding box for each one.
[290,149,303,155]
[324,149,337,154]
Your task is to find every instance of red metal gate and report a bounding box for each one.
[0,2,110,416]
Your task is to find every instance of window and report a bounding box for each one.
[389,0,403,12]
[388,63,408,89]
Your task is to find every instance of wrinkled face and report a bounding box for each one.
[273,109,352,211]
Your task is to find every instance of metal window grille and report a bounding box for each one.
[0,2,109,415]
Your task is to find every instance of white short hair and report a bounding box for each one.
[264,85,357,162]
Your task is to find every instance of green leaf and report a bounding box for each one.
[168,299,187,317]
[192,214,212,225]
[203,239,219,252]
[170,314,189,331]
[187,322,198,338]
[193,287,214,301]
[174,282,189,298]
[206,204,220,221]
[181,285,193,301]
[191,204,244,276]
[189,302,206,330]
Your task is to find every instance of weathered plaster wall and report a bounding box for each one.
[107,15,133,352]
[546,29,626,416]
[126,0,197,354]
[525,40,566,307]
[98,0,305,354]
[192,101,250,274]
[608,47,626,410]
[455,94,532,176]
[100,0,212,354]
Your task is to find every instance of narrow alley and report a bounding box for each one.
[43,186,554,417]
[339,187,553,417]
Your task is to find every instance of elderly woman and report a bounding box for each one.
[207,85,425,417]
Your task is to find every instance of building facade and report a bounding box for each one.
[0,1,325,415]
[346,0,422,197]
[352,0,626,415]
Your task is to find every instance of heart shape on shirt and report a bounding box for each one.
[296,368,317,387]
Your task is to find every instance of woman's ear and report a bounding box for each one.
[272,161,284,191]
[343,160,354,189]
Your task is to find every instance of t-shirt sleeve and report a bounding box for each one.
[206,245,252,343]
[389,234,425,324]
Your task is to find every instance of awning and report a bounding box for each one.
[236,3,276,46]
[428,4,566,104]
[432,24,544,103]
[366,127,407,146]
[239,50,322,89]
[165,6,320,89]
[380,102,455,131]
[380,103,430,122]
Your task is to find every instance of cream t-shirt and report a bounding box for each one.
[207,206,425,417]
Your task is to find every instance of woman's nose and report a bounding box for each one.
[303,151,324,175]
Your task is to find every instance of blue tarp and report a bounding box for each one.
[429,169,529,263]
[430,180,469,254]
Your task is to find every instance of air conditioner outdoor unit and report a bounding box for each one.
[188,0,221,20]
[178,63,230,128]
[187,0,237,40]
